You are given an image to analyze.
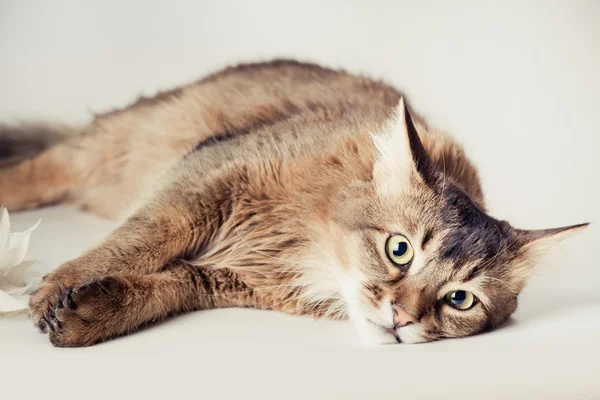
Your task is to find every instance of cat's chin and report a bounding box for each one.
[395,324,428,344]
[353,317,429,345]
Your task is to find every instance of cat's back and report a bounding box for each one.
[98,60,400,160]
[168,60,401,166]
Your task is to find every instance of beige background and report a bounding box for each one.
[1,1,599,399]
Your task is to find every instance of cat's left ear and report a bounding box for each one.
[372,98,437,193]
[508,223,589,290]
[515,223,590,259]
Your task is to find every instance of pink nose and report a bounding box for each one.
[392,304,418,327]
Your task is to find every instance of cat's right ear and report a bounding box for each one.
[372,98,437,194]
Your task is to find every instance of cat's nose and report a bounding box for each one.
[392,303,417,327]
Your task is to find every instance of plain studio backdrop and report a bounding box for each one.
[1,1,599,399]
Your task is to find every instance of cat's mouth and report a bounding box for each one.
[367,319,401,343]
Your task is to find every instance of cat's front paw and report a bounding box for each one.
[29,277,69,333]
[40,277,129,347]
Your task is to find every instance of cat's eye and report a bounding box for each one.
[444,290,477,310]
[385,234,414,266]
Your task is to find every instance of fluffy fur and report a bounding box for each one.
[0,60,586,346]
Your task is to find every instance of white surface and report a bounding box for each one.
[1,1,600,399]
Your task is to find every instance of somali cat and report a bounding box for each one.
[0,60,587,347]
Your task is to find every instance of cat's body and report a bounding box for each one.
[0,60,584,347]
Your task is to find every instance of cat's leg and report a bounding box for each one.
[29,204,199,331]
[29,171,229,332]
[41,261,255,347]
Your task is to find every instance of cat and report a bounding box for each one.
[0,60,587,347]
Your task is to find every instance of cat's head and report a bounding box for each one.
[329,99,587,344]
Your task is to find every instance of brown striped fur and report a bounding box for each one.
[0,60,586,346]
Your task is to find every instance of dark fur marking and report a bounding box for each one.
[465,264,485,282]
[363,234,391,277]
[386,275,404,286]
[186,264,201,292]
[440,184,512,267]
[0,124,68,164]
[433,303,443,325]
[421,228,433,250]
[404,104,438,187]
[194,268,217,295]
[363,284,383,308]
[188,107,305,156]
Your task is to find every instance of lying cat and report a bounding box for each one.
[0,60,586,347]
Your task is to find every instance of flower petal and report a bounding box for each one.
[0,288,28,313]
[0,260,39,293]
[1,219,41,270]
[0,208,42,315]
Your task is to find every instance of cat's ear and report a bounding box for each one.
[508,223,589,290]
[372,98,437,193]
[515,223,589,258]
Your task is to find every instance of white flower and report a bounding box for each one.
[0,206,41,314]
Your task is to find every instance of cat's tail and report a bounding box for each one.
[0,122,79,167]
[0,121,86,211]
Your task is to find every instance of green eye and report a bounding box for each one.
[385,234,414,266]
[444,290,477,310]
